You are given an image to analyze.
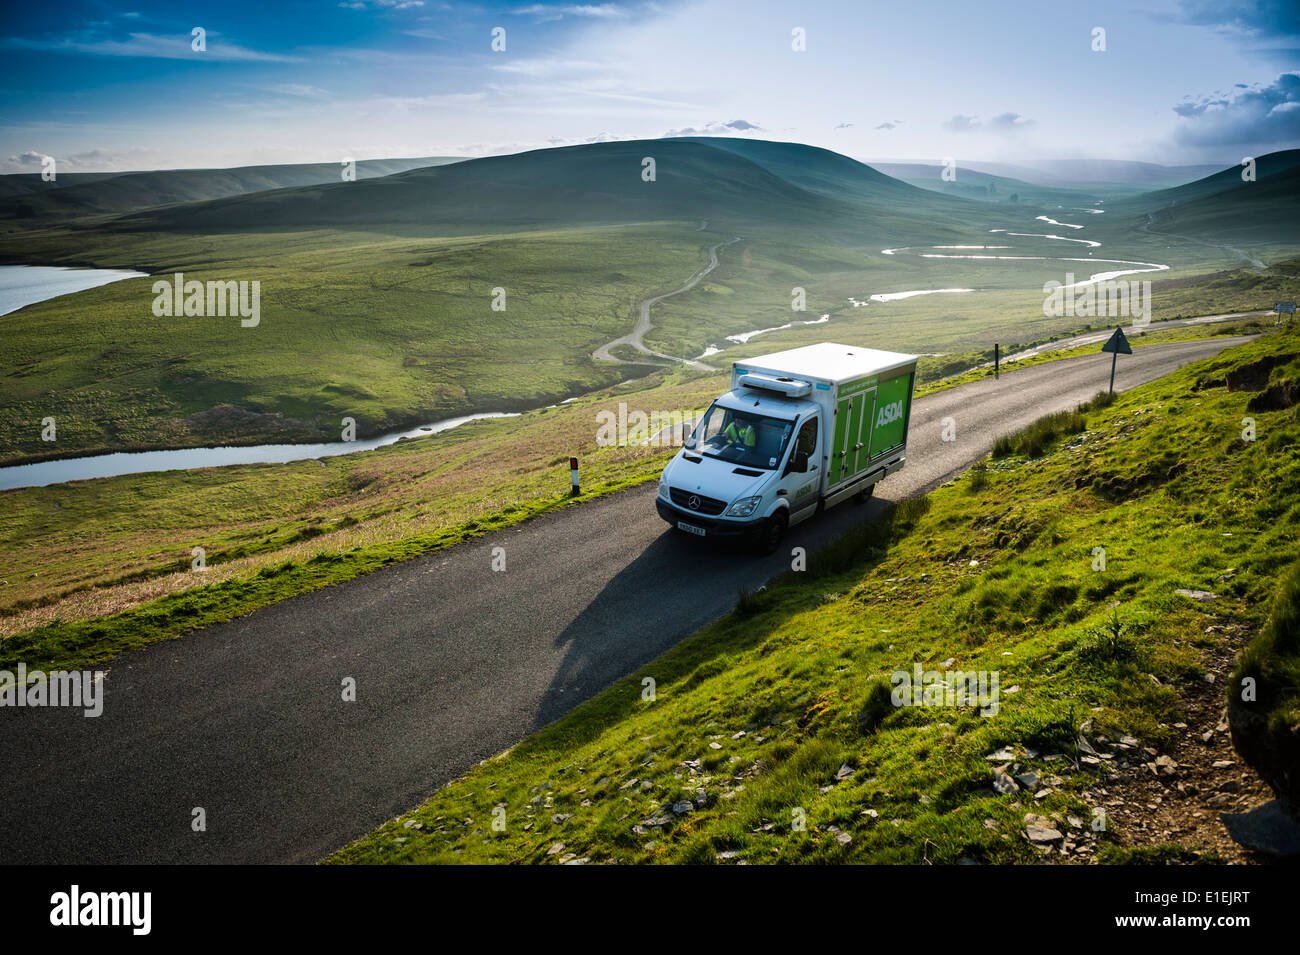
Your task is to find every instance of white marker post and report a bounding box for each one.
[570,456,580,496]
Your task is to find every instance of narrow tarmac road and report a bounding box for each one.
[0,336,1253,864]
[592,236,739,370]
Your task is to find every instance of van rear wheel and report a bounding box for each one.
[854,483,875,504]
[757,511,787,556]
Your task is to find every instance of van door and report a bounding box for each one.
[831,395,860,485]
[784,416,820,513]
[852,389,878,474]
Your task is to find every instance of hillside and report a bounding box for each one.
[1121,149,1300,210]
[1147,165,1300,246]
[0,171,124,200]
[0,156,462,224]
[115,140,840,233]
[326,329,1300,864]
[678,138,921,204]
[108,138,990,240]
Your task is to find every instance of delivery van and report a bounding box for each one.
[655,342,918,554]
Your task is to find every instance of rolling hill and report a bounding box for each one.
[869,162,1120,206]
[1112,150,1300,247]
[0,172,125,200]
[0,156,463,224]
[109,138,995,242]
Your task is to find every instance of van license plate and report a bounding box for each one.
[677,520,706,537]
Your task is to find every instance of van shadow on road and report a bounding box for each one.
[530,494,902,742]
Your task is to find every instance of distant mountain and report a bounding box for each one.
[0,172,125,200]
[1118,150,1300,245]
[0,157,463,223]
[959,158,1227,188]
[1120,149,1300,209]
[868,162,1113,206]
[115,138,985,242]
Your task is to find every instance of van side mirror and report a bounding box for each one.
[787,450,810,475]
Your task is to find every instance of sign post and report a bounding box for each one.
[1100,326,1132,394]
[1274,301,1296,324]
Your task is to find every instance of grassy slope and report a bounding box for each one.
[0,222,709,463]
[327,328,1299,864]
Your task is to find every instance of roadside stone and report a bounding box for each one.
[1016,771,1041,791]
[1026,824,1063,844]
[1175,588,1218,602]
[993,768,1020,795]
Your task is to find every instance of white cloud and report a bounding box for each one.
[661,119,763,137]
[513,4,628,22]
[1173,71,1300,149]
[2,31,300,62]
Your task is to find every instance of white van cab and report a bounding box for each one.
[656,342,918,553]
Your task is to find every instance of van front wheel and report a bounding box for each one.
[757,511,787,556]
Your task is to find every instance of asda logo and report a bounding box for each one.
[876,400,905,428]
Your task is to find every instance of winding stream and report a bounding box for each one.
[3,205,1171,490]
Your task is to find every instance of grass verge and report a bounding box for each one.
[327,327,1299,864]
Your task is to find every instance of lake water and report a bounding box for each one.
[0,264,528,490]
[0,412,521,491]
[0,264,148,317]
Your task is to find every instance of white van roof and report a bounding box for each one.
[735,342,917,385]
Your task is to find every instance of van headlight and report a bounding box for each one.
[727,495,762,517]
[658,477,670,499]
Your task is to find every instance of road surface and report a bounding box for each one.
[0,336,1254,864]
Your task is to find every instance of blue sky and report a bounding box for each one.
[1,0,1297,173]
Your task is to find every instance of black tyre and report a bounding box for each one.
[757,510,788,555]
[854,483,875,504]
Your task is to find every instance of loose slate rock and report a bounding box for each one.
[993,768,1020,795]
[1026,824,1064,844]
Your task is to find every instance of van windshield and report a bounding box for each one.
[686,403,795,470]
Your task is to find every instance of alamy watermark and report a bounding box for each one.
[596,402,704,447]
[1043,275,1150,323]
[151,272,260,327]
[891,663,1000,716]
[1,664,104,717]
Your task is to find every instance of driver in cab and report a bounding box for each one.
[722,416,756,449]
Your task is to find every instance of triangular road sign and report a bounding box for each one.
[1101,326,1132,355]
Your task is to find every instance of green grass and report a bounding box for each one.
[0,223,711,463]
[0,371,727,666]
[326,326,1300,864]
[3,140,1294,466]
[991,395,1125,463]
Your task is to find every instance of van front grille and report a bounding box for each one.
[669,487,727,516]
